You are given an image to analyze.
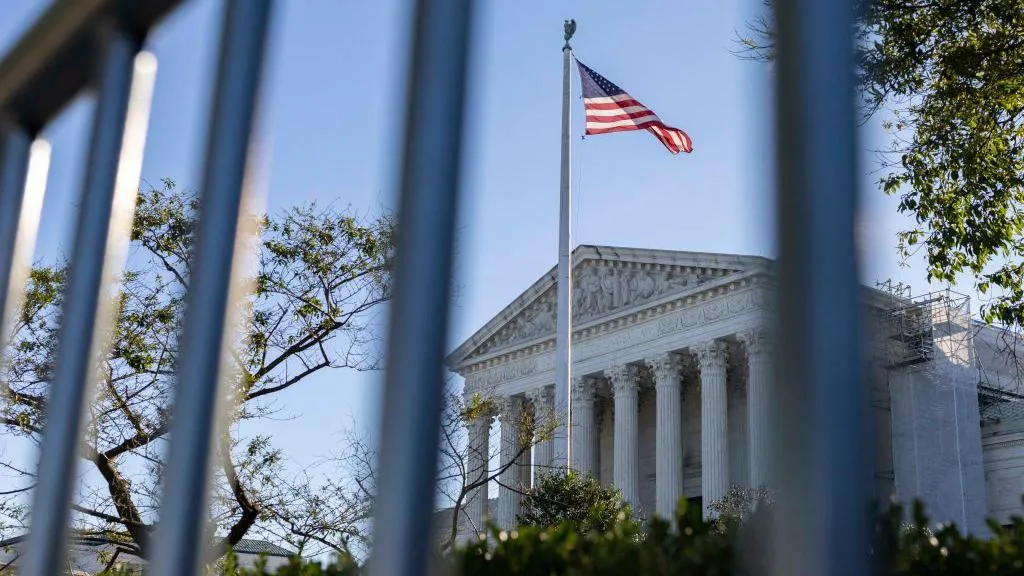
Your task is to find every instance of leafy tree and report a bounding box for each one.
[742,1,1024,328]
[707,485,772,533]
[0,179,393,560]
[516,469,632,535]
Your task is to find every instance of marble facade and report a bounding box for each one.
[446,245,1024,536]
[448,246,773,529]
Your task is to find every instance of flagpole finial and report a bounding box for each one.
[563,19,576,50]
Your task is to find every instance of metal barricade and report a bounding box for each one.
[772,1,868,575]
[0,0,865,574]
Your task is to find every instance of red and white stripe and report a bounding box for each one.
[584,93,693,154]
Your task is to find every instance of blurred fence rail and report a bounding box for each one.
[0,0,865,575]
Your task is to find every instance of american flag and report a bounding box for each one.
[576,60,693,154]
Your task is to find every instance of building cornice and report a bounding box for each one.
[455,271,772,377]
[447,247,772,370]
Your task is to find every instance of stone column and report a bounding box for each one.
[697,340,729,519]
[498,396,524,529]
[648,353,685,520]
[740,328,773,490]
[608,364,641,507]
[570,376,597,476]
[528,386,554,480]
[518,439,532,491]
[464,408,492,535]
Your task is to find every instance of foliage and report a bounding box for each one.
[707,485,772,532]
[223,556,361,576]
[214,548,362,576]
[516,469,633,536]
[0,179,393,559]
[459,499,1024,576]
[464,499,734,576]
[875,500,1024,575]
[741,1,1024,328]
[96,499,1024,575]
[99,548,363,575]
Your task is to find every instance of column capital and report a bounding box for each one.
[462,376,483,402]
[738,327,774,357]
[695,340,729,370]
[646,353,684,389]
[497,396,522,425]
[526,385,553,406]
[570,376,596,404]
[468,410,494,434]
[606,364,641,396]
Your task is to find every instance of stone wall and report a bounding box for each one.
[982,419,1024,526]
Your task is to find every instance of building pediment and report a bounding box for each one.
[447,245,771,372]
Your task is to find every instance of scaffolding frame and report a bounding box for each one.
[876,280,974,372]
[876,283,1024,424]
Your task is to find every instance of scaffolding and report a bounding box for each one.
[872,281,1024,425]
[876,281,974,371]
[871,282,980,506]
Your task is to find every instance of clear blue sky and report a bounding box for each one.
[0,0,931,482]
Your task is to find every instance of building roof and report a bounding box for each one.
[447,244,772,373]
[233,538,293,557]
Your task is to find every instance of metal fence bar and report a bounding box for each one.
[0,123,32,357]
[148,1,272,574]
[0,134,50,382]
[771,0,871,575]
[0,0,182,130]
[367,0,476,574]
[21,27,156,576]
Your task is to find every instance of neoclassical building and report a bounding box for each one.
[446,245,1024,537]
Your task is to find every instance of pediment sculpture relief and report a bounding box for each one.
[572,265,708,320]
[470,264,732,357]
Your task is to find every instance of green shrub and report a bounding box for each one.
[875,500,1024,575]
[127,499,1024,575]
[459,498,735,576]
[457,499,1024,575]
[517,469,633,535]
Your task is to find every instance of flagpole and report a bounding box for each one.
[553,20,575,469]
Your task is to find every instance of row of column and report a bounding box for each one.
[464,387,556,533]
[465,329,773,531]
